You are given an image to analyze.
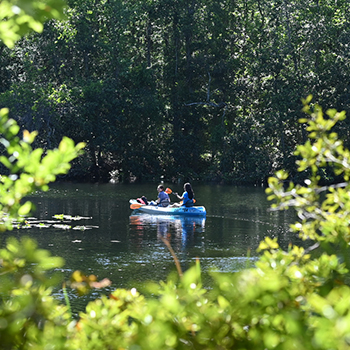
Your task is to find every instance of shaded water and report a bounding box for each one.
[2,182,301,313]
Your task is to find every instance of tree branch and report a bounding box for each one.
[184,71,227,109]
[184,101,227,108]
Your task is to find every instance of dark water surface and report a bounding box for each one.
[3,182,301,313]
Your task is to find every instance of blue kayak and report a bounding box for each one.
[129,199,206,216]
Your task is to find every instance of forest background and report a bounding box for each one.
[4,1,350,349]
[1,0,350,184]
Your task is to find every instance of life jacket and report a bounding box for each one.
[159,198,170,207]
[184,199,194,207]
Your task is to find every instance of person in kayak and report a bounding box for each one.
[149,185,170,207]
[172,183,195,207]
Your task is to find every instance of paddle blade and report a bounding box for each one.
[130,203,143,209]
[165,188,172,194]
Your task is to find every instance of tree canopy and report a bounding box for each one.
[1,0,350,184]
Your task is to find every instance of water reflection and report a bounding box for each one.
[129,213,206,249]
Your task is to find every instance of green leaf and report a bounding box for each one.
[18,201,32,216]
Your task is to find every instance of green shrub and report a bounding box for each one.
[0,108,84,349]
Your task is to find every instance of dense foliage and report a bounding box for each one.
[1,0,350,183]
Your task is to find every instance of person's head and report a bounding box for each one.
[184,183,191,191]
[157,185,164,192]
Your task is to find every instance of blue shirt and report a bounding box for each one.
[158,191,170,204]
[182,191,194,206]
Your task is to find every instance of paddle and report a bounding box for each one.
[129,187,195,209]
[130,203,143,209]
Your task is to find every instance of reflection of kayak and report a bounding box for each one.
[129,213,206,247]
[129,213,206,227]
[129,199,206,216]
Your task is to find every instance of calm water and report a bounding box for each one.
[2,182,301,313]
